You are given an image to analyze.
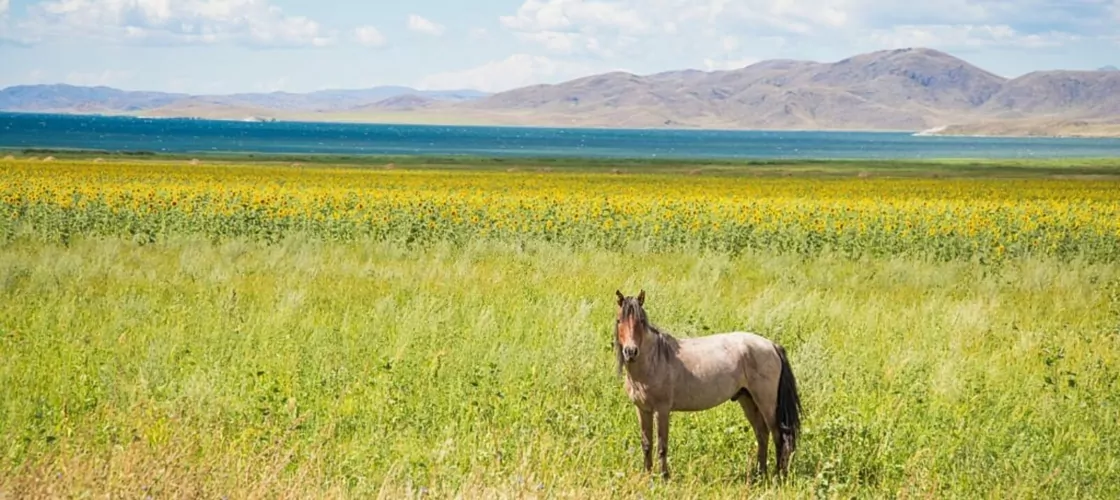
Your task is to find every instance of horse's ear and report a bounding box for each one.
[637,289,645,306]
[615,290,625,306]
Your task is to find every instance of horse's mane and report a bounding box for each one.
[614,297,679,376]
[646,322,679,364]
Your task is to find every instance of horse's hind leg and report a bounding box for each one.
[743,351,783,478]
[738,395,770,478]
[772,424,788,479]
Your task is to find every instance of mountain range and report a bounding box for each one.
[0,84,486,114]
[2,48,1118,137]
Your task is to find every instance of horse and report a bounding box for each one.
[612,289,803,480]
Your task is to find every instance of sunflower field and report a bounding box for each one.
[4,159,1119,262]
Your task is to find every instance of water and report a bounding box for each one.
[1,112,1117,160]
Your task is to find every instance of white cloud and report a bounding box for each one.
[416,53,602,93]
[253,76,288,92]
[407,14,444,36]
[499,0,857,42]
[65,69,136,87]
[0,0,14,43]
[499,0,649,35]
[863,24,1082,50]
[353,25,387,47]
[695,34,761,71]
[164,76,229,94]
[26,69,47,83]
[513,30,618,56]
[703,57,757,71]
[720,35,739,52]
[498,0,652,57]
[851,0,988,28]
[468,27,489,40]
[19,0,336,48]
[515,31,576,53]
[496,0,1112,70]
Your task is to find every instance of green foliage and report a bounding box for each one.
[1,237,1118,498]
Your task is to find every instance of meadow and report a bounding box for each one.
[1,156,1119,498]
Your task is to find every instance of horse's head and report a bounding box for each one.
[615,289,649,364]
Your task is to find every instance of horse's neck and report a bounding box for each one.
[624,364,656,386]
[625,333,671,382]
[652,327,677,349]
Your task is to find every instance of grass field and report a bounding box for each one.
[9,148,1120,177]
[2,156,1120,498]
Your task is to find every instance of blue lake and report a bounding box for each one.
[1,112,1117,160]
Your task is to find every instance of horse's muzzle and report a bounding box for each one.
[622,346,638,362]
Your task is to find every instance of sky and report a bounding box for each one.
[0,0,1117,94]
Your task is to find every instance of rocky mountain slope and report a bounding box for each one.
[448,48,1119,134]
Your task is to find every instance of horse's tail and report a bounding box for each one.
[774,343,803,458]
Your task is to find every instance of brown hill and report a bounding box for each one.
[979,70,1120,118]
[355,94,439,111]
[454,48,1011,130]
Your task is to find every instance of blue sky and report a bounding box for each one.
[0,0,1117,94]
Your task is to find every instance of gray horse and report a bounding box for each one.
[613,289,803,480]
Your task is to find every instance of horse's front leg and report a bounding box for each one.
[637,408,653,473]
[656,408,670,480]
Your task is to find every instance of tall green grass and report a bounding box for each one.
[1,236,1117,498]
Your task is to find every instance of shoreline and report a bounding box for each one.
[6,110,1120,139]
[916,122,1120,140]
[920,130,1120,139]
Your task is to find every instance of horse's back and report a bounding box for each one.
[678,328,775,353]
[679,330,777,357]
[684,331,783,384]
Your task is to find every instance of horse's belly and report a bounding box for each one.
[672,400,729,412]
[670,378,741,412]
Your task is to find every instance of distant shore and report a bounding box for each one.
[7,109,1120,139]
[916,121,1120,139]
